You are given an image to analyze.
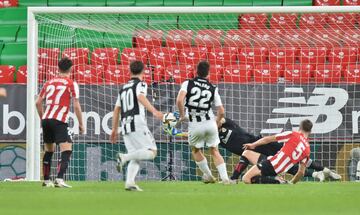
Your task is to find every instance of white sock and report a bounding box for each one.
[123,149,154,162]
[126,160,140,185]
[196,158,213,177]
[216,163,229,181]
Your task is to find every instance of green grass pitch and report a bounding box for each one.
[0,181,359,215]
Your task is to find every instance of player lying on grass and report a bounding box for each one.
[36,58,84,188]
[218,118,341,182]
[242,119,313,184]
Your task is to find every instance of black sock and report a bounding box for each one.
[251,176,280,184]
[309,161,324,171]
[230,156,249,180]
[43,152,54,180]
[57,150,72,179]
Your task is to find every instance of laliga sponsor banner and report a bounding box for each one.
[1,84,360,141]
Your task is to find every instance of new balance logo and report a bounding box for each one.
[261,87,348,134]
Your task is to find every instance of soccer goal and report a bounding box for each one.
[27,6,360,181]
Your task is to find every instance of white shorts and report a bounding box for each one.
[123,128,157,153]
[188,120,220,149]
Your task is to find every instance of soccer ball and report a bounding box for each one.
[162,112,178,128]
[0,146,26,180]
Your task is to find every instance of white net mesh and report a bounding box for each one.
[33,11,360,181]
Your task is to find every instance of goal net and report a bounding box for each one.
[27,7,360,182]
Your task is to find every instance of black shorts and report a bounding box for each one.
[257,159,277,177]
[254,142,283,156]
[42,119,73,144]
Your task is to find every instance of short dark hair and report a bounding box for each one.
[58,57,73,73]
[130,61,144,75]
[300,119,313,133]
[197,61,210,78]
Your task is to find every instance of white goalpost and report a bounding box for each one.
[27,6,360,181]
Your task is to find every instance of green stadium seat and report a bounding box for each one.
[223,0,252,6]
[16,26,27,42]
[103,33,133,59]
[77,0,106,6]
[48,0,77,6]
[89,14,120,26]
[163,0,193,6]
[0,43,27,67]
[119,14,148,31]
[0,26,19,43]
[253,0,282,6]
[194,0,223,6]
[106,0,136,6]
[0,8,27,25]
[75,29,104,50]
[42,24,75,50]
[178,14,209,30]
[282,0,312,6]
[208,14,239,30]
[19,0,47,6]
[135,0,164,6]
[148,14,178,31]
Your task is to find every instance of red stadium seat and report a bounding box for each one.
[38,48,60,68]
[314,0,340,6]
[178,47,207,65]
[0,0,18,7]
[269,47,296,65]
[342,30,360,47]
[328,13,356,30]
[270,13,298,30]
[194,29,223,51]
[240,13,267,29]
[328,47,357,66]
[252,29,283,47]
[224,29,252,48]
[104,65,129,84]
[208,47,237,67]
[284,64,313,83]
[134,29,163,50]
[0,65,15,83]
[149,47,177,67]
[299,13,327,30]
[16,65,27,84]
[207,65,224,83]
[62,48,90,66]
[223,65,252,83]
[17,65,57,84]
[312,30,343,49]
[166,30,193,50]
[91,48,119,66]
[239,47,268,65]
[299,47,327,65]
[164,65,194,84]
[282,29,313,48]
[344,64,360,83]
[74,65,104,84]
[120,48,148,65]
[314,64,342,83]
[343,0,360,5]
[254,64,283,83]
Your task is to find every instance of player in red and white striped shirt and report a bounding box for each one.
[242,119,313,184]
[36,58,84,188]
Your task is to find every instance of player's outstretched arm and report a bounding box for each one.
[176,90,186,122]
[243,135,277,150]
[290,162,306,184]
[35,96,44,119]
[74,98,84,134]
[216,105,225,128]
[138,94,163,120]
[110,105,121,144]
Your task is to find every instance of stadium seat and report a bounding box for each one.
[74,65,104,84]
[252,0,282,6]
[208,65,224,83]
[0,0,18,8]
[342,30,360,47]
[299,13,327,30]
[119,14,148,31]
[312,29,343,49]
[0,25,19,43]
[223,0,252,6]
[299,47,327,65]
[253,64,283,83]
[16,26,27,42]
[344,64,360,83]
[313,0,340,6]
[91,48,119,66]
[134,29,163,50]
[0,7,26,25]
[223,64,252,83]
[284,64,313,83]
[62,48,90,66]
[269,13,298,30]
[48,0,77,6]
[282,0,312,6]
[239,13,268,29]
[135,0,164,6]
[0,43,26,67]
[328,47,357,66]
[163,65,194,83]
[223,29,252,48]
[0,65,15,83]
[149,47,177,67]
[106,0,135,6]
[269,47,296,65]
[148,15,178,31]
[166,30,193,50]
[252,29,283,47]
[178,47,207,66]
[194,30,223,51]
[178,14,209,30]
[38,64,58,83]
[208,14,239,30]
[343,0,360,5]
[120,48,148,65]
[41,24,75,51]
[194,0,223,6]
[104,65,130,85]
[18,0,47,6]
[314,64,342,83]
[75,29,104,50]
[328,13,356,30]
[163,0,193,6]
[38,48,60,68]
[77,0,106,6]
[208,47,237,67]
[103,32,133,52]
[282,29,313,48]
[238,47,268,65]
[16,65,26,83]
